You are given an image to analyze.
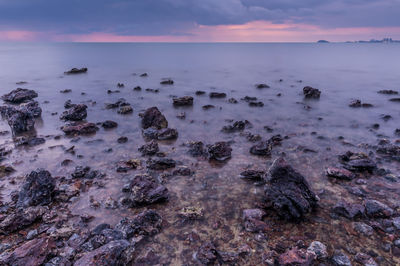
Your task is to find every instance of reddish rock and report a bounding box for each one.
[278,247,316,266]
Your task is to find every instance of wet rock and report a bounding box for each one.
[122,174,168,207]
[173,166,193,176]
[326,167,355,180]
[116,159,140,173]
[4,108,35,135]
[101,120,118,129]
[64,99,75,109]
[74,240,133,266]
[202,104,215,110]
[332,200,365,219]
[173,96,193,106]
[186,141,206,157]
[331,250,351,266]
[133,86,142,91]
[249,101,264,107]
[378,89,398,95]
[20,100,42,117]
[115,210,162,238]
[376,143,400,159]
[60,89,72,93]
[176,112,185,119]
[349,99,373,108]
[354,252,377,266]
[264,158,318,221]
[307,241,328,260]
[178,206,204,220]
[242,96,257,102]
[228,98,238,103]
[207,141,232,161]
[389,98,400,102]
[61,122,98,135]
[0,164,15,176]
[256,83,270,89]
[222,120,249,133]
[242,209,269,232]
[239,170,265,181]
[339,151,376,173]
[118,105,133,114]
[64,67,87,74]
[303,86,321,99]
[105,98,129,109]
[14,136,45,147]
[142,128,160,139]
[160,79,174,85]
[140,73,148,77]
[146,158,176,170]
[353,222,374,236]
[250,135,282,156]
[60,104,88,121]
[0,206,46,233]
[209,92,226,98]
[157,127,178,140]
[71,166,102,179]
[365,199,393,218]
[141,106,168,129]
[117,83,124,88]
[195,90,206,95]
[1,88,38,103]
[17,168,55,207]
[278,247,316,266]
[0,237,56,266]
[117,136,128,143]
[139,140,159,156]
[195,242,218,265]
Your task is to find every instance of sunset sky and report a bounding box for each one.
[0,0,400,42]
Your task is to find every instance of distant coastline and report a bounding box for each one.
[318,38,400,43]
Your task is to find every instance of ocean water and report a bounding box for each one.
[0,43,400,264]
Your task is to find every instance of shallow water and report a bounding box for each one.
[0,43,400,265]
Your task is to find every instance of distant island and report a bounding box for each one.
[317,38,400,43]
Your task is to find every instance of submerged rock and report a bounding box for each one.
[303,86,321,99]
[20,100,42,117]
[173,96,193,106]
[186,141,206,157]
[61,122,98,135]
[349,99,373,108]
[195,242,218,265]
[101,120,118,129]
[115,210,162,237]
[3,108,35,135]
[256,83,270,89]
[209,92,226,98]
[141,107,168,129]
[242,208,269,232]
[146,158,176,170]
[222,120,249,133]
[208,141,232,161]
[264,158,318,221]
[249,101,264,107]
[239,170,265,181]
[105,98,130,109]
[17,168,55,207]
[250,135,282,156]
[122,174,168,207]
[1,88,38,103]
[60,104,88,121]
[160,79,174,85]
[331,250,351,266]
[64,67,87,74]
[378,89,398,95]
[331,200,365,219]
[157,128,178,140]
[139,141,159,156]
[117,105,133,114]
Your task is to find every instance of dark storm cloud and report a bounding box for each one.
[0,0,399,35]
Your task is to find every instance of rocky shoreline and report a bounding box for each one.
[0,68,399,265]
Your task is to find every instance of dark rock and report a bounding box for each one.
[349,99,362,107]
[122,174,168,206]
[208,141,232,161]
[264,158,318,221]
[331,250,351,266]
[307,241,328,260]
[118,105,133,114]
[0,206,46,233]
[173,167,193,176]
[14,136,45,147]
[228,98,238,103]
[209,92,226,98]
[173,96,193,106]
[115,210,162,237]
[202,104,215,110]
[61,122,98,135]
[339,151,377,173]
[17,169,55,207]
[353,222,374,236]
[140,73,148,77]
[278,247,316,266]
[105,98,129,109]
[0,237,56,266]
[101,120,118,129]
[72,166,101,179]
[133,86,142,91]
[249,101,264,107]
[186,141,206,157]
[222,120,249,133]
[117,136,128,143]
[242,209,269,232]
[239,170,265,181]
[139,140,159,156]
[256,84,270,89]
[378,89,398,95]
[64,99,75,109]
[365,199,393,218]
[389,98,400,102]
[60,89,72,93]
[60,104,88,121]
[142,128,160,139]
[303,86,321,99]
[64,67,87,74]
[1,88,38,103]
[160,79,174,85]
[4,108,35,135]
[195,90,206,95]
[250,135,282,156]
[325,167,355,180]
[141,107,168,129]
[20,100,42,117]
[195,242,218,265]
[146,158,176,170]
[157,128,178,140]
[116,159,140,173]
[354,252,377,266]
[117,83,124,88]
[74,240,133,266]
[332,200,365,219]
[242,96,257,102]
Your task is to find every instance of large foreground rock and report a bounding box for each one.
[141,107,168,129]
[0,206,46,233]
[1,88,38,103]
[17,168,55,207]
[264,158,318,221]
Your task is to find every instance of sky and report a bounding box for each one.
[0,0,400,42]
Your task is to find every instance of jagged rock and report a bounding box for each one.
[0,237,56,266]
[325,167,355,180]
[0,206,46,233]
[278,247,316,265]
[101,120,118,129]
[209,92,226,98]
[242,96,257,102]
[1,88,38,103]
[142,128,160,139]
[17,169,55,207]
[73,240,133,266]
[141,107,168,129]
[61,122,98,135]
[146,158,176,170]
[122,174,168,207]
[60,104,88,121]
[365,199,393,218]
[20,100,42,117]
[71,166,102,179]
[173,96,193,106]
[208,141,232,161]
[4,108,35,135]
[139,140,159,156]
[64,67,87,74]
[332,200,365,219]
[303,86,321,99]
[222,120,249,133]
[115,210,162,237]
[264,158,318,221]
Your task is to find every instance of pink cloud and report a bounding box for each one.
[0,30,41,41]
